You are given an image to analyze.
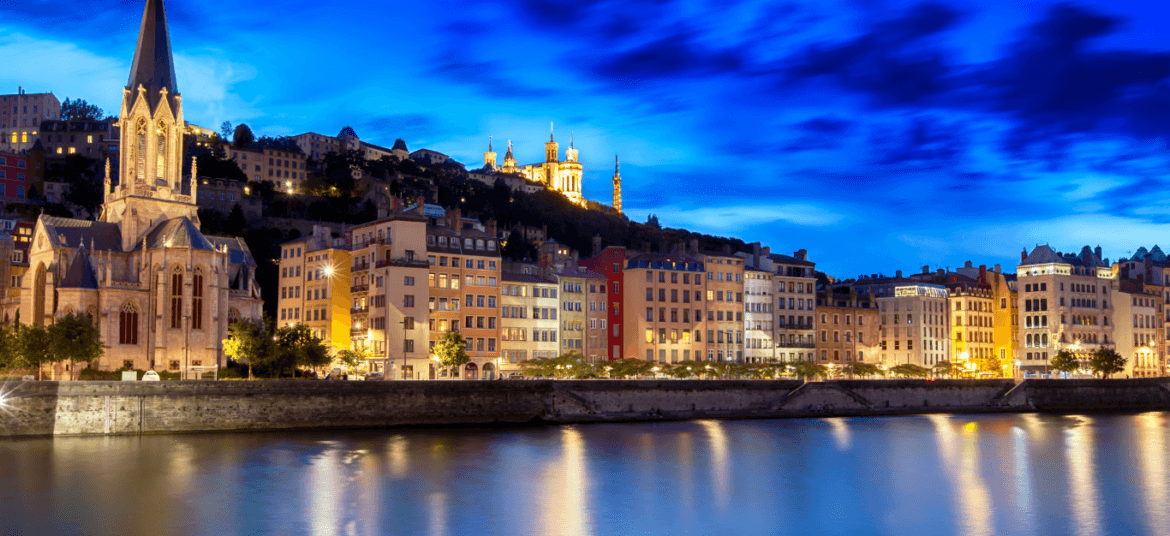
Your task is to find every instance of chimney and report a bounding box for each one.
[896,270,903,278]
[752,242,762,259]
[922,265,929,274]
[761,246,770,257]
[689,239,699,255]
[964,260,973,268]
[979,265,987,280]
[487,219,498,238]
[994,264,1001,274]
[722,244,731,255]
[591,235,602,257]
[678,240,686,256]
[795,249,808,261]
[1021,249,1027,263]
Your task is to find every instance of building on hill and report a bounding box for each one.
[0,150,36,202]
[411,149,450,166]
[480,129,585,207]
[196,178,262,223]
[224,144,307,190]
[17,0,263,379]
[1,89,60,154]
[39,118,118,159]
[292,127,406,162]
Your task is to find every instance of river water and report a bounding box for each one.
[1,413,1167,536]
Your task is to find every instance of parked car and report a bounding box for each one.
[142,371,161,381]
[364,373,384,381]
[21,375,35,381]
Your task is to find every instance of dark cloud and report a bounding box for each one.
[985,3,1170,157]
[798,116,852,134]
[590,31,747,82]
[428,57,556,99]
[869,115,967,167]
[358,114,444,140]
[785,2,963,106]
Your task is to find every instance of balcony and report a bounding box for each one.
[351,284,369,293]
[376,257,429,269]
[775,342,817,349]
[351,306,369,314]
[351,327,368,337]
[352,264,370,273]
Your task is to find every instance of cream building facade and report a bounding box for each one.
[20,0,263,379]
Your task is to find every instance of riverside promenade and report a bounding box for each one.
[2,378,1169,437]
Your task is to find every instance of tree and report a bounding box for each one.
[15,324,52,380]
[336,346,369,375]
[1089,348,1126,379]
[933,360,954,378]
[890,364,930,378]
[849,362,882,378]
[220,121,234,141]
[433,331,470,377]
[222,317,271,379]
[60,98,104,121]
[232,123,255,149]
[0,322,17,372]
[47,313,104,381]
[227,203,247,231]
[1050,350,1080,376]
[275,324,330,375]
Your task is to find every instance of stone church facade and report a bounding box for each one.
[15,0,262,379]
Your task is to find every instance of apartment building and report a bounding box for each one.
[699,249,745,363]
[579,244,627,361]
[278,227,352,355]
[426,209,502,379]
[1,89,60,153]
[292,127,408,161]
[743,268,774,363]
[0,151,34,201]
[946,279,996,376]
[815,285,879,370]
[771,250,817,362]
[956,262,1019,376]
[349,209,430,378]
[850,274,951,368]
[39,119,117,158]
[557,266,608,363]
[624,252,708,363]
[1016,245,1117,377]
[196,178,262,222]
[499,272,560,376]
[226,145,307,189]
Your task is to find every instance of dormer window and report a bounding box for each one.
[488,240,496,251]
[439,236,447,246]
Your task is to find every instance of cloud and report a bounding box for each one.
[640,203,846,233]
[0,31,126,112]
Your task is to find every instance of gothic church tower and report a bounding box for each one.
[613,155,622,214]
[100,0,199,252]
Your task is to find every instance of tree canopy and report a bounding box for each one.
[1089,348,1126,379]
[1050,350,1080,375]
[434,331,470,371]
[60,98,105,121]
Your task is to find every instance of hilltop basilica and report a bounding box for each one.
[15,0,262,378]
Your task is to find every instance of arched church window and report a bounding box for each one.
[136,119,147,183]
[85,306,98,330]
[171,266,183,329]
[119,302,139,345]
[192,267,204,330]
[228,308,240,326]
[156,122,167,183]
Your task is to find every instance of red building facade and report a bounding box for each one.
[580,246,627,361]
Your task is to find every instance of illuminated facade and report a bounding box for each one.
[853,276,950,369]
[699,250,745,363]
[743,268,774,363]
[946,282,995,376]
[815,286,880,369]
[0,89,59,154]
[500,272,560,376]
[1114,250,1167,377]
[483,128,584,206]
[623,252,709,363]
[613,155,622,214]
[579,245,627,361]
[20,0,263,379]
[348,211,431,378]
[771,251,817,362]
[1016,245,1117,376]
[278,229,352,354]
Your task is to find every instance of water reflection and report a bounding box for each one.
[1138,414,1168,535]
[539,427,591,536]
[827,418,851,451]
[930,415,993,536]
[388,435,409,479]
[1011,427,1036,533]
[1065,417,1101,536]
[698,420,730,511]
[308,445,342,536]
[428,492,447,536]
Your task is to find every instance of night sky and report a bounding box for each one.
[2,0,1168,278]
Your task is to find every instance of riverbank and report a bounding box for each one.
[2,378,1169,437]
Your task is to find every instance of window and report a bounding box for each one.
[170,268,183,329]
[119,302,139,345]
[192,269,204,330]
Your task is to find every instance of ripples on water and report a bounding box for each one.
[0,413,1166,536]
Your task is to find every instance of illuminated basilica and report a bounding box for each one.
[482,127,585,206]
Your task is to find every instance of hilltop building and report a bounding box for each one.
[1,89,60,154]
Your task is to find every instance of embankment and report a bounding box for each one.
[2,378,1169,437]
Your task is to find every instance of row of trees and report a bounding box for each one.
[1049,348,1127,379]
[0,314,103,380]
[222,317,331,378]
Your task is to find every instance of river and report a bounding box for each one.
[0,413,1166,535]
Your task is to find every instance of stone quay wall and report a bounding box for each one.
[2,378,1170,437]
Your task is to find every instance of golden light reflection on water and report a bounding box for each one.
[539,427,591,536]
[677,432,696,509]
[827,418,851,451]
[698,420,730,511]
[929,415,993,536]
[1065,417,1101,536]
[388,435,409,479]
[1137,413,1168,535]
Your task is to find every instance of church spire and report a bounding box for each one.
[128,0,179,100]
[613,155,622,215]
[550,122,555,142]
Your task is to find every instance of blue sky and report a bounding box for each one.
[2,0,1169,278]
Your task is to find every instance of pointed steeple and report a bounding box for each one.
[613,154,622,215]
[128,0,179,100]
[489,136,493,153]
[60,246,99,290]
[550,122,555,142]
[505,140,514,160]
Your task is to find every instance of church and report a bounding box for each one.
[481,128,585,206]
[16,0,262,379]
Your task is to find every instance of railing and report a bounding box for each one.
[775,342,817,349]
[350,328,367,337]
[352,264,369,273]
[351,306,369,314]
[351,284,369,293]
[375,260,390,269]
[229,290,253,300]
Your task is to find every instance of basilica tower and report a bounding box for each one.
[613,155,622,214]
[483,136,497,170]
[100,0,198,251]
